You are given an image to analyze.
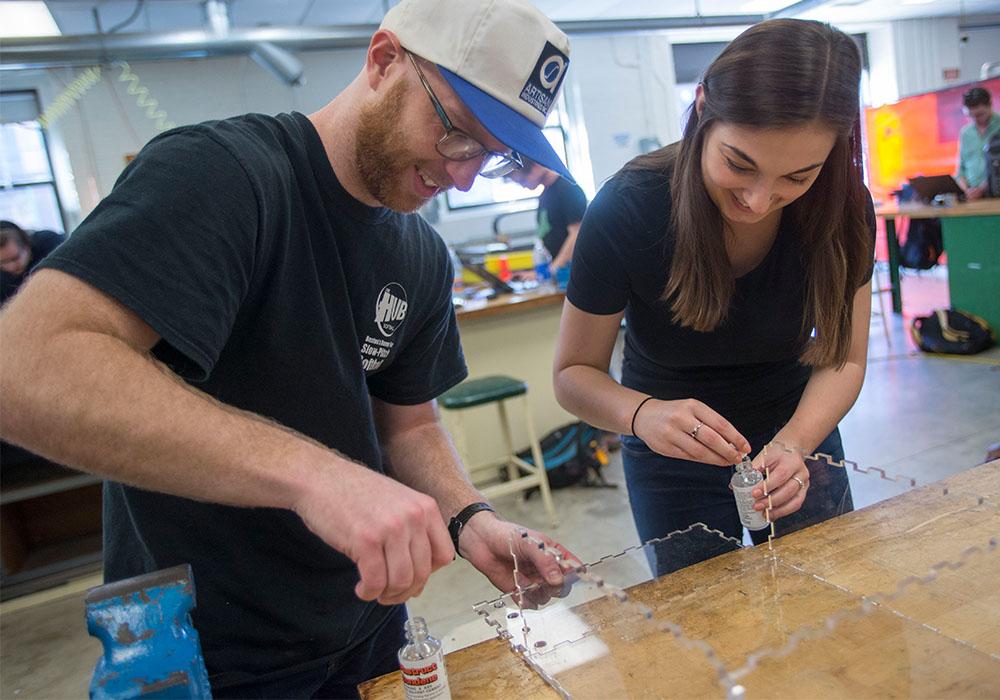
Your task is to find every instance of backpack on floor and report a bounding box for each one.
[900,218,943,270]
[911,308,995,354]
[511,421,617,491]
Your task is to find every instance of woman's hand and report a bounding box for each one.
[632,398,750,466]
[751,446,809,520]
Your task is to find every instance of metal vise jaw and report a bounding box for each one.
[86,563,212,699]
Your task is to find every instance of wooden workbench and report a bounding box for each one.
[361,460,1000,698]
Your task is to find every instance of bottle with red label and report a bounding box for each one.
[398,617,451,699]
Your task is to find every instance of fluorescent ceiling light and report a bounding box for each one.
[900,0,936,5]
[740,0,796,11]
[0,1,61,38]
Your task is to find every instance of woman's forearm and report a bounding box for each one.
[554,364,649,436]
[776,360,866,453]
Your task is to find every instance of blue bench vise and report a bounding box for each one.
[86,563,212,699]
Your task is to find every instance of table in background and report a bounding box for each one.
[360,460,1000,698]
[876,199,1000,328]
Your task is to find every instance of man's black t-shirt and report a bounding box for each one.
[39,112,467,684]
[538,177,587,258]
[567,166,874,438]
[1,229,65,303]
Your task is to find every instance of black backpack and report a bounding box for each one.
[911,308,995,354]
[900,218,943,270]
[512,421,618,492]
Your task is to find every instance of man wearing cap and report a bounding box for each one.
[0,0,573,695]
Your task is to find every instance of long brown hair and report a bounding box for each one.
[627,19,871,368]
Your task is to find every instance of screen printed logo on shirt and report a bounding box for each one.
[374,283,408,337]
[362,283,408,373]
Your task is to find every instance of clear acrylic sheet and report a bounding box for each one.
[475,452,1000,698]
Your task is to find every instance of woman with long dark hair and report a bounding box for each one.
[554,19,875,574]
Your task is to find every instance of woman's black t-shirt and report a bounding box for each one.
[567,166,873,438]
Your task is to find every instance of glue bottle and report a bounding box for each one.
[398,617,451,699]
[731,455,769,531]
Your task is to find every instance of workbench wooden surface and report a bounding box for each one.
[360,461,1000,699]
[875,198,1000,220]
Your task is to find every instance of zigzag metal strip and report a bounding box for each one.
[767,440,918,487]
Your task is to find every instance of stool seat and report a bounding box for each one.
[441,375,528,410]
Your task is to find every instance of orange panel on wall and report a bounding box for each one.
[864,77,1000,203]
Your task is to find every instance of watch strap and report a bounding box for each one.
[448,502,496,558]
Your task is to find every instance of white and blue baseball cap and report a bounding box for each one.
[381,0,574,181]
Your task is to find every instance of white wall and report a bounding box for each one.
[567,32,680,188]
[892,16,963,97]
[960,24,1000,81]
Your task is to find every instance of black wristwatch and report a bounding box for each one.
[448,502,496,558]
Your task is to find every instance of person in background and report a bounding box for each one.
[508,157,587,271]
[0,0,575,696]
[956,86,1000,201]
[1,221,65,304]
[553,19,875,576]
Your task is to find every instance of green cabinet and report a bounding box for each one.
[943,215,1000,331]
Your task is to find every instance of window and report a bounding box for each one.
[1,91,66,232]
[445,103,570,211]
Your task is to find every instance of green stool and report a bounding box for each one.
[441,375,558,527]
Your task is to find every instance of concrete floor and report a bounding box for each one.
[2,268,999,698]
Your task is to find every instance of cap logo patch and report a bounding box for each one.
[519,41,569,116]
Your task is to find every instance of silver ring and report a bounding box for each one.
[690,422,703,439]
[792,475,806,492]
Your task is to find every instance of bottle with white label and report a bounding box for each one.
[398,617,451,700]
[731,455,770,531]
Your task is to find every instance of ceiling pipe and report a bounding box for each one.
[0,14,765,71]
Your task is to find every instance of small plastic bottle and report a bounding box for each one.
[731,455,769,531]
[398,617,451,700]
[532,239,553,284]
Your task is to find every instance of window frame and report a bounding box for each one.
[1,89,69,233]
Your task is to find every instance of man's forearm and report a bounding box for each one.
[380,421,483,520]
[1,313,333,512]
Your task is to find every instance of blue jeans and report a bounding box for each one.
[621,427,852,577]
[213,605,406,699]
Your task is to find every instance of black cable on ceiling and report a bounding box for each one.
[106,0,147,34]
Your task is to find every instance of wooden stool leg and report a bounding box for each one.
[497,400,519,483]
[522,395,558,528]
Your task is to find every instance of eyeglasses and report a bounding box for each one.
[406,52,522,179]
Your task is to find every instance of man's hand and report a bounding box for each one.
[292,459,455,606]
[456,511,578,606]
[751,445,809,520]
[964,183,988,201]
